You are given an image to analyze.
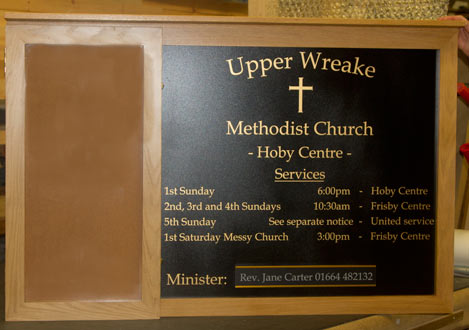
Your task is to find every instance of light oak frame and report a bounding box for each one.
[5,13,462,319]
[6,22,162,321]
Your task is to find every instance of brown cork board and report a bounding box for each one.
[24,44,144,302]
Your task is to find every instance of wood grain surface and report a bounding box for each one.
[6,23,161,320]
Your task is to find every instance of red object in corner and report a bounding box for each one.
[460,143,469,163]
[458,83,469,104]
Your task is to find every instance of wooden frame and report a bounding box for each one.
[5,13,462,319]
[5,21,161,320]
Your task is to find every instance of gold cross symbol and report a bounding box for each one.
[289,77,313,113]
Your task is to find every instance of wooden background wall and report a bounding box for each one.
[0,0,248,100]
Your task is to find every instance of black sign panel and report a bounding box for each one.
[161,46,436,298]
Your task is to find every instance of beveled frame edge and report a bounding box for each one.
[4,12,466,28]
[5,24,162,321]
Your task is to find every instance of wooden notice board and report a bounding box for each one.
[5,13,462,320]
